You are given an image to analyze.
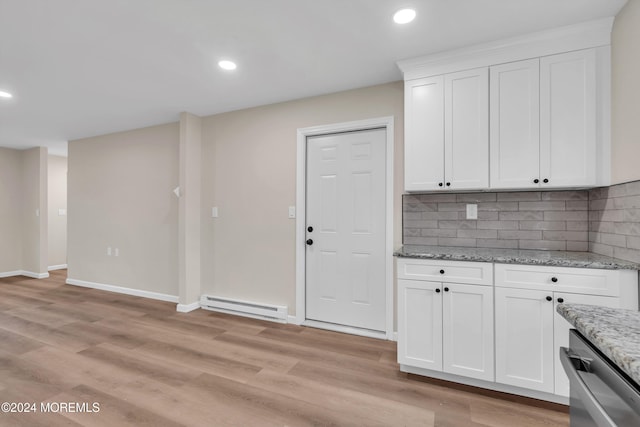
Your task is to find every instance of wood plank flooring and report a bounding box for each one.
[0,271,569,426]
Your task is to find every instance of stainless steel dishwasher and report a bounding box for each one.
[561,330,640,427]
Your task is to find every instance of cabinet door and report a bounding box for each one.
[404,76,445,191]
[444,68,489,190]
[553,294,619,397]
[540,49,597,187]
[495,287,554,393]
[397,279,443,371]
[490,59,540,189]
[443,283,494,381]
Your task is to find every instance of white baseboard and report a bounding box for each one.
[302,319,388,340]
[66,277,179,303]
[287,315,300,325]
[22,271,50,279]
[176,301,200,313]
[0,270,23,278]
[0,270,49,279]
[48,264,68,271]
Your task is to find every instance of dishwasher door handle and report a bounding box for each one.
[560,347,617,427]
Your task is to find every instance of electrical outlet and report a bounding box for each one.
[466,204,478,220]
[107,247,112,256]
[114,248,119,257]
[288,206,296,219]
[212,207,219,218]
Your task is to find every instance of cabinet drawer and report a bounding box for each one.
[494,263,619,296]
[397,259,493,285]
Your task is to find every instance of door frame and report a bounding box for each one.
[294,116,394,340]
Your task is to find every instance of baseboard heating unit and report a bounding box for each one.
[200,295,288,323]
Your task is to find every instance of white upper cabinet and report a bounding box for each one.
[404,68,488,192]
[399,18,612,191]
[490,59,541,189]
[404,76,444,192]
[445,68,489,190]
[491,50,597,189]
[540,49,597,188]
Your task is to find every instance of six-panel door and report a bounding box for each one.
[305,129,387,331]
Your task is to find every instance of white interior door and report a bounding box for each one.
[305,128,386,331]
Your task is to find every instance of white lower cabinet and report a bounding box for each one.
[493,263,638,398]
[397,259,494,382]
[398,258,639,402]
[442,283,494,381]
[494,287,555,393]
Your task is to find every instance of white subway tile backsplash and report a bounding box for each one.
[403,182,640,257]
[588,180,640,262]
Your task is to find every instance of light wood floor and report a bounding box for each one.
[0,270,569,426]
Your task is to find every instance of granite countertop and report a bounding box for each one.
[394,245,640,270]
[557,304,640,384]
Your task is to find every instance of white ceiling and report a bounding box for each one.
[0,0,628,156]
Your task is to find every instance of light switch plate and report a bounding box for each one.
[466,204,478,220]
[58,208,67,216]
[212,207,219,218]
[288,206,296,219]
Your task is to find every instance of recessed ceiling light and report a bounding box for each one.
[394,8,416,24]
[0,90,12,98]
[218,60,237,71]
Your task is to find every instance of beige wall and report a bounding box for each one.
[20,148,48,275]
[0,148,24,273]
[611,0,640,184]
[67,123,180,296]
[0,147,48,275]
[48,155,68,268]
[201,82,404,313]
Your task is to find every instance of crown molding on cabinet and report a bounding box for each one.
[397,17,614,80]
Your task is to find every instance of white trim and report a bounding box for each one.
[0,270,23,278]
[400,364,569,405]
[48,264,68,271]
[398,17,614,80]
[0,270,49,279]
[302,320,388,340]
[23,271,50,279]
[295,116,395,340]
[287,314,300,325]
[66,277,179,303]
[176,301,200,313]
[392,331,398,342]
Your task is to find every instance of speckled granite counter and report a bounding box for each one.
[394,245,640,270]
[557,304,640,384]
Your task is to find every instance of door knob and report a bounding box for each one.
[307,226,313,232]
[446,182,451,187]
[306,239,313,245]
[557,297,564,303]
[435,288,441,293]
[438,182,443,187]
[543,178,549,183]
[444,287,450,292]
[439,269,445,274]
[551,277,558,283]
[546,296,552,301]
[533,178,539,184]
